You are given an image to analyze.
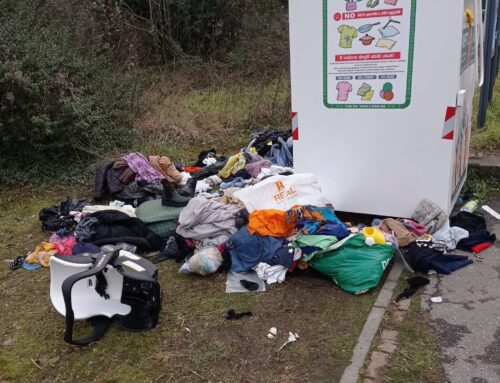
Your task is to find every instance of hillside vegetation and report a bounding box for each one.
[0,0,290,184]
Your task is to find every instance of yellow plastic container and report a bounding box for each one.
[362,227,386,245]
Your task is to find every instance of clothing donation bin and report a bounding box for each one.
[289,0,484,217]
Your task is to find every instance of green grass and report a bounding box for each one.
[461,168,500,203]
[0,189,378,383]
[471,74,500,151]
[359,272,445,383]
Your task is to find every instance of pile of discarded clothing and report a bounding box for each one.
[12,127,496,297]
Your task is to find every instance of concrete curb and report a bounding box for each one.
[339,262,403,383]
[469,154,500,178]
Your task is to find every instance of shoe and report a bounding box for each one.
[161,182,191,207]
[177,178,197,198]
[151,236,178,264]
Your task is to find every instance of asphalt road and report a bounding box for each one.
[422,198,500,383]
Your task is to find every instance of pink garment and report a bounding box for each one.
[385,0,398,5]
[399,219,428,236]
[49,234,77,256]
[245,160,272,178]
[336,82,352,102]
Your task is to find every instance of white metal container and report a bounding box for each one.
[290,0,484,217]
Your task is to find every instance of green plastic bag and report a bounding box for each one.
[308,235,394,294]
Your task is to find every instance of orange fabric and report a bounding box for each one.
[248,210,295,238]
[285,205,327,225]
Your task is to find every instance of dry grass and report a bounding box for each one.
[132,64,291,158]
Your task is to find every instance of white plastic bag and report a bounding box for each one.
[233,174,325,212]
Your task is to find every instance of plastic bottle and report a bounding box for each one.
[460,200,479,213]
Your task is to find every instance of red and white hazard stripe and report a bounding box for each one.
[292,112,299,141]
[442,107,456,140]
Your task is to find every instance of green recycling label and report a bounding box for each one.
[323,0,417,109]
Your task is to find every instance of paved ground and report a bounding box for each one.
[422,198,500,383]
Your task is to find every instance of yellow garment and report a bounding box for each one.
[218,152,246,179]
[248,210,295,238]
[26,242,57,267]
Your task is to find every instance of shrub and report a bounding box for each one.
[0,0,134,180]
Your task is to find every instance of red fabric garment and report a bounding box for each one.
[472,242,494,254]
[184,167,202,174]
[53,237,77,256]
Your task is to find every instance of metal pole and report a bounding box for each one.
[478,0,496,127]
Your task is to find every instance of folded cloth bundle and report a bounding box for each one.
[411,199,447,234]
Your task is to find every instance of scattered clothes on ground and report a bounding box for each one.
[231,169,251,180]
[218,150,248,179]
[205,175,222,187]
[123,152,165,182]
[245,160,272,178]
[9,256,25,271]
[75,217,99,242]
[256,165,294,180]
[404,238,473,274]
[286,205,350,239]
[220,177,247,190]
[94,159,116,200]
[152,235,192,264]
[195,179,212,194]
[49,234,77,256]
[82,204,136,217]
[220,188,245,207]
[191,161,227,180]
[307,234,394,294]
[268,137,293,167]
[227,226,286,273]
[450,211,497,253]
[226,309,253,320]
[72,243,101,255]
[39,198,91,232]
[450,211,487,232]
[176,197,240,245]
[292,235,339,256]
[148,155,182,184]
[23,262,42,271]
[379,218,418,247]
[399,219,428,236]
[432,221,469,251]
[112,159,135,185]
[26,242,57,267]
[254,263,288,284]
[247,129,292,157]
[194,148,216,167]
[81,210,164,251]
[457,232,496,253]
[248,209,295,238]
[396,275,430,301]
[411,198,447,234]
